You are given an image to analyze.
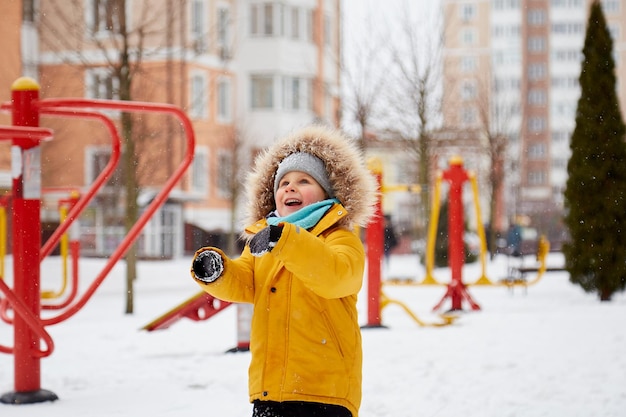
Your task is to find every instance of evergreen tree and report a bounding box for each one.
[563,0,626,301]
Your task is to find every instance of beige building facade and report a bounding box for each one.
[0,0,341,258]
[442,0,626,243]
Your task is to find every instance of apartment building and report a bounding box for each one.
[0,0,341,258]
[442,0,626,241]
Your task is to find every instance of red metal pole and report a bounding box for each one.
[365,165,384,327]
[3,77,58,403]
[445,159,468,310]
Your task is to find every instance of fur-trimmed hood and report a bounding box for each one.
[243,125,378,231]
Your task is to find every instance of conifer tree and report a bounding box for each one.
[563,0,626,301]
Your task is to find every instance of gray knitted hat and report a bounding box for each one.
[273,152,334,197]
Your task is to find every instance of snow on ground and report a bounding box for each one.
[1,253,625,417]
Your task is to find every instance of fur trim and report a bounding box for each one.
[243,125,379,233]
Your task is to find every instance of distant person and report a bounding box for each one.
[190,125,377,417]
[383,214,398,265]
[507,223,522,257]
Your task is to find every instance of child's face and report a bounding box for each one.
[275,171,327,217]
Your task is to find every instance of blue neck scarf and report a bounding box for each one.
[267,198,340,229]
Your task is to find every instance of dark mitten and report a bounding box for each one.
[191,250,224,283]
[249,225,283,257]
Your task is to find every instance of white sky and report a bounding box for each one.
[340,0,444,135]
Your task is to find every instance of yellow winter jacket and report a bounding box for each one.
[193,203,364,417]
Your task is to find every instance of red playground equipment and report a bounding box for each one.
[363,159,385,328]
[0,77,195,404]
[142,292,232,332]
[431,156,481,312]
[362,158,458,328]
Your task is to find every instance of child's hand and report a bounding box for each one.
[192,250,224,283]
[249,225,283,257]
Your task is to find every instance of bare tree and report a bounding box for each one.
[383,2,444,234]
[474,76,518,256]
[222,125,248,257]
[38,0,188,313]
[340,2,393,149]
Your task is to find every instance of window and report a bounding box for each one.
[550,0,583,7]
[304,9,314,41]
[553,158,567,169]
[493,24,521,39]
[191,0,207,53]
[324,15,332,46]
[528,36,546,53]
[460,3,476,21]
[494,77,521,92]
[528,9,545,25]
[494,50,519,65]
[602,0,620,13]
[23,0,36,22]
[528,116,546,132]
[217,77,232,122]
[251,75,274,109]
[528,63,546,80]
[290,7,300,39]
[552,76,578,88]
[494,0,521,10]
[528,170,546,185]
[528,142,546,159]
[217,151,233,198]
[461,80,477,100]
[281,76,313,110]
[551,22,584,35]
[86,146,122,187]
[461,106,477,125]
[263,4,274,35]
[528,89,546,105]
[283,77,301,109]
[460,28,476,45]
[551,130,570,142]
[250,4,259,35]
[552,49,582,62]
[191,147,209,194]
[87,0,121,34]
[86,68,119,100]
[250,3,282,37]
[189,73,208,119]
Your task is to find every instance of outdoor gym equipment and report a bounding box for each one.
[40,190,80,301]
[142,293,251,352]
[142,291,232,331]
[499,235,564,290]
[363,158,457,328]
[0,190,82,312]
[0,76,195,404]
[429,156,485,311]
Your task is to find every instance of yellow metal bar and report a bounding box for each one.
[41,205,69,299]
[381,184,421,193]
[380,291,458,327]
[421,173,442,285]
[525,235,550,286]
[469,173,493,285]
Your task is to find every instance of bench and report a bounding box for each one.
[500,235,565,289]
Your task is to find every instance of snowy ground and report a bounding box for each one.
[1,253,625,417]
